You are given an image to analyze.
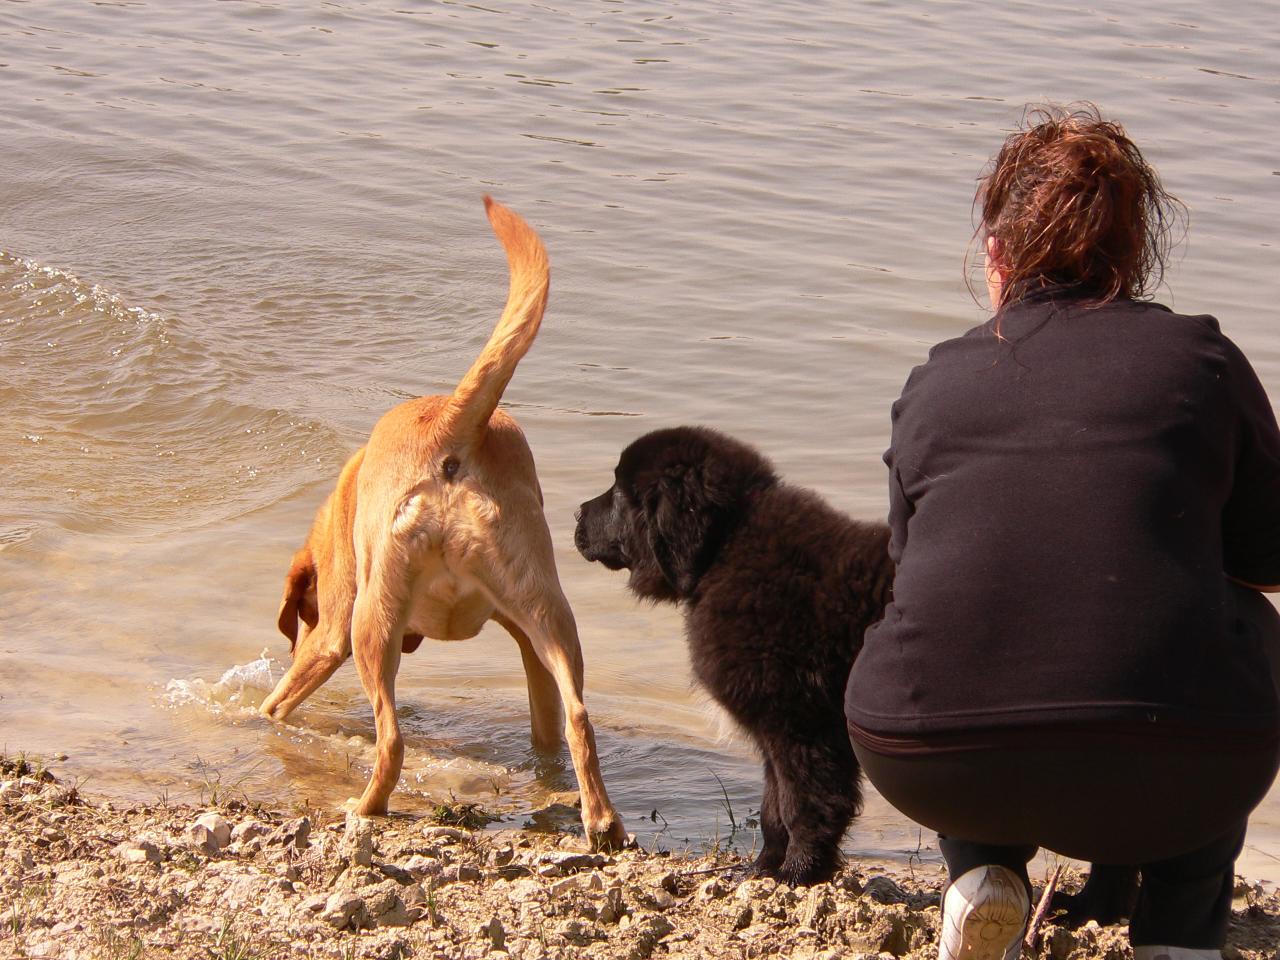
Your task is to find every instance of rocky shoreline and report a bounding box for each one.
[2,756,1278,960]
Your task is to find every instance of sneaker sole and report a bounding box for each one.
[945,869,1027,960]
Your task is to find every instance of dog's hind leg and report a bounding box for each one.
[348,559,408,817]
[751,757,790,877]
[503,595,626,850]
[493,611,563,753]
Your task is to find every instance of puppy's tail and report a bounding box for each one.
[438,196,550,442]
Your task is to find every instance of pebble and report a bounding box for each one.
[341,813,376,867]
[231,819,270,844]
[864,875,910,905]
[321,891,368,930]
[441,863,481,883]
[115,840,162,865]
[536,851,607,877]
[403,854,443,878]
[483,916,506,950]
[697,876,731,901]
[421,826,467,842]
[194,811,232,848]
[270,816,312,851]
[547,875,580,897]
[798,888,834,927]
[188,822,223,856]
[508,878,543,903]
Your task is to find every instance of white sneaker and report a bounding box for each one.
[1132,948,1222,960]
[938,865,1030,960]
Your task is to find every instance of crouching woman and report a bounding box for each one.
[846,104,1280,960]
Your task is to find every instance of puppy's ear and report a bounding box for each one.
[277,548,320,653]
[645,469,715,596]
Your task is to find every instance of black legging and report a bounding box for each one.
[854,740,1277,946]
[851,584,1280,948]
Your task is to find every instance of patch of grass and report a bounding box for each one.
[423,879,441,928]
[94,924,147,960]
[5,878,51,947]
[710,770,738,837]
[171,849,205,874]
[206,914,276,960]
[0,749,53,782]
[429,795,498,829]
[188,755,263,809]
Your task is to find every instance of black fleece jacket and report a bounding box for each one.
[846,295,1280,743]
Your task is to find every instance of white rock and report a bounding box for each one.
[548,876,580,898]
[321,892,367,930]
[188,823,222,856]
[194,811,232,848]
[698,876,731,900]
[403,854,442,878]
[341,813,375,867]
[115,840,162,865]
[231,819,270,844]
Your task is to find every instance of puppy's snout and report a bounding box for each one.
[573,504,593,556]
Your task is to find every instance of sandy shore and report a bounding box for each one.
[2,754,1278,960]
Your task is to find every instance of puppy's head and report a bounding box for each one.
[575,426,776,601]
[277,546,319,654]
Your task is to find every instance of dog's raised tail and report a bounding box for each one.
[438,196,550,442]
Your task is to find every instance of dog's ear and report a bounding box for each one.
[645,468,716,596]
[277,548,320,653]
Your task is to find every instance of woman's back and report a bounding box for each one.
[847,295,1280,737]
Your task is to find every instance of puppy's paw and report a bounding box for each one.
[777,852,839,888]
[748,848,786,879]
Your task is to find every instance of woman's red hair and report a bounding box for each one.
[975,103,1184,309]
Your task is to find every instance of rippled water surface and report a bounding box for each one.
[3,0,1279,880]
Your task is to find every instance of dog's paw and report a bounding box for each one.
[344,795,389,818]
[586,815,628,852]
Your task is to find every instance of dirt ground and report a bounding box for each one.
[2,755,1277,960]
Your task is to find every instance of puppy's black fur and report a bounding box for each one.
[575,425,1141,914]
[575,426,892,885]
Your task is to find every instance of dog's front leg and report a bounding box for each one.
[349,579,406,817]
[751,757,790,877]
[261,626,349,721]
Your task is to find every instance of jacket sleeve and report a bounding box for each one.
[1221,337,1280,586]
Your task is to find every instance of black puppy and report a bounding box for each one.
[575,425,892,885]
[575,425,1141,913]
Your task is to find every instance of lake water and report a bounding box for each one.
[2,0,1278,883]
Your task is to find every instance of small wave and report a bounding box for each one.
[163,652,280,716]
[0,523,37,551]
[0,252,346,535]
